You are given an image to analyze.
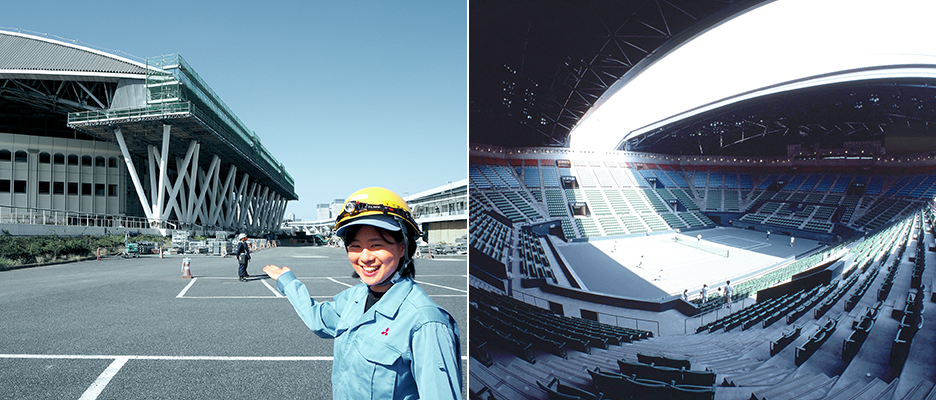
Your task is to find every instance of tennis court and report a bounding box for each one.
[557,226,821,298]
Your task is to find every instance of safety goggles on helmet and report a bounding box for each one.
[337,201,414,225]
[333,187,421,239]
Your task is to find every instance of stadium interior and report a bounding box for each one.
[468,1,936,399]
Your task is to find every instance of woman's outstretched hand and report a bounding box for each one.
[263,265,291,281]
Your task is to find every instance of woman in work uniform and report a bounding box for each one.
[263,187,462,399]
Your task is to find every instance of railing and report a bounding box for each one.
[0,205,152,230]
[67,102,192,125]
[0,205,265,234]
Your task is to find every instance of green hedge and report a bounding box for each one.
[0,234,170,268]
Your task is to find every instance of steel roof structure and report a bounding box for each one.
[469,0,761,148]
[0,29,295,234]
[470,1,936,158]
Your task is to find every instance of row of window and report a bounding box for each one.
[0,150,119,168]
[0,180,119,197]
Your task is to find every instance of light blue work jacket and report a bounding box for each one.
[277,272,462,399]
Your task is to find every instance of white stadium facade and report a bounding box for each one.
[469,1,936,399]
[0,29,296,237]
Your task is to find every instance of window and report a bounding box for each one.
[54,153,65,165]
[68,182,78,195]
[38,181,50,195]
[68,154,78,165]
[108,184,118,197]
[53,182,65,195]
[13,180,26,193]
[39,152,51,164]
[95,156,105,167]
[14,151,27,163]
[81,155,92,166]
[0,150,10,162]
[95,184,105,196]
[108,157,118,168]
[81,183,92,196]
[0,180,9,192]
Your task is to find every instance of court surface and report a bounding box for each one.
[555,226,821,298]
[0,245,467,399]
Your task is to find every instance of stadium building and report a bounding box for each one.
[469,1,936,399]
[0,29,296,237]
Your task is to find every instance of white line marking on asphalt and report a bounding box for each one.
[414,280,468,294]
[327,277,354,288]
[79,356,128,400]
[262,279,284,297]
[176,277,198,298]
[0,354,468,361]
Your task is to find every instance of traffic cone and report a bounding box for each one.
[182,257,193,279]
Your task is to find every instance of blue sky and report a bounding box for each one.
[2,1,467,221]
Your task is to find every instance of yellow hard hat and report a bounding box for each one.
[334,187,420,239]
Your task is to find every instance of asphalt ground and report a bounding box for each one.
[0,245,468,399]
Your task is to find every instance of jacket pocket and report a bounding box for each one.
[354,341,404,398]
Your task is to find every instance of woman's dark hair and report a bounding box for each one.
[344,224,416,279]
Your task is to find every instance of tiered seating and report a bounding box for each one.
[842,301,883,362]
[621,188,651,213]
[830,175,852,193]
[604,189,631,215]
[504,191,544,221]
[518,229,557,282]
[739,173,753,190]
[640,214,668,231]
[472,288,652,358]
[542,165,561,187]
[671,188,700,210]
[642,188,670,212]
[584,189,612,216]
[802,220,833,232]
[469,165,491,189]
[470,211,511,262]
[794,313,841,366]
[739,214,766,223]
[798,174,821,191]
[575,168,598,188]
[705,189,721,211]
[587,367,714,400]
[815,175,836,192]
[660,213,688,229]
[485,191,527,222]
[536,378,602,400]
[598,216,626,236]
[593,168,615,188]
[691,211,714,225]
[545,189,569,217]
[890,288,926,369]
[609,168,634,187]
[524,166,541,188]
[764,215,802,229]
[620,215,647,234]
[770,324,803,356]
[666,170,690,188]
[723,191,739,211]
[575,218,602,238]
[894,175,924,197]
[866,175,885,195]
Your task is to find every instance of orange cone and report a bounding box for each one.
[182,257,193,279]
